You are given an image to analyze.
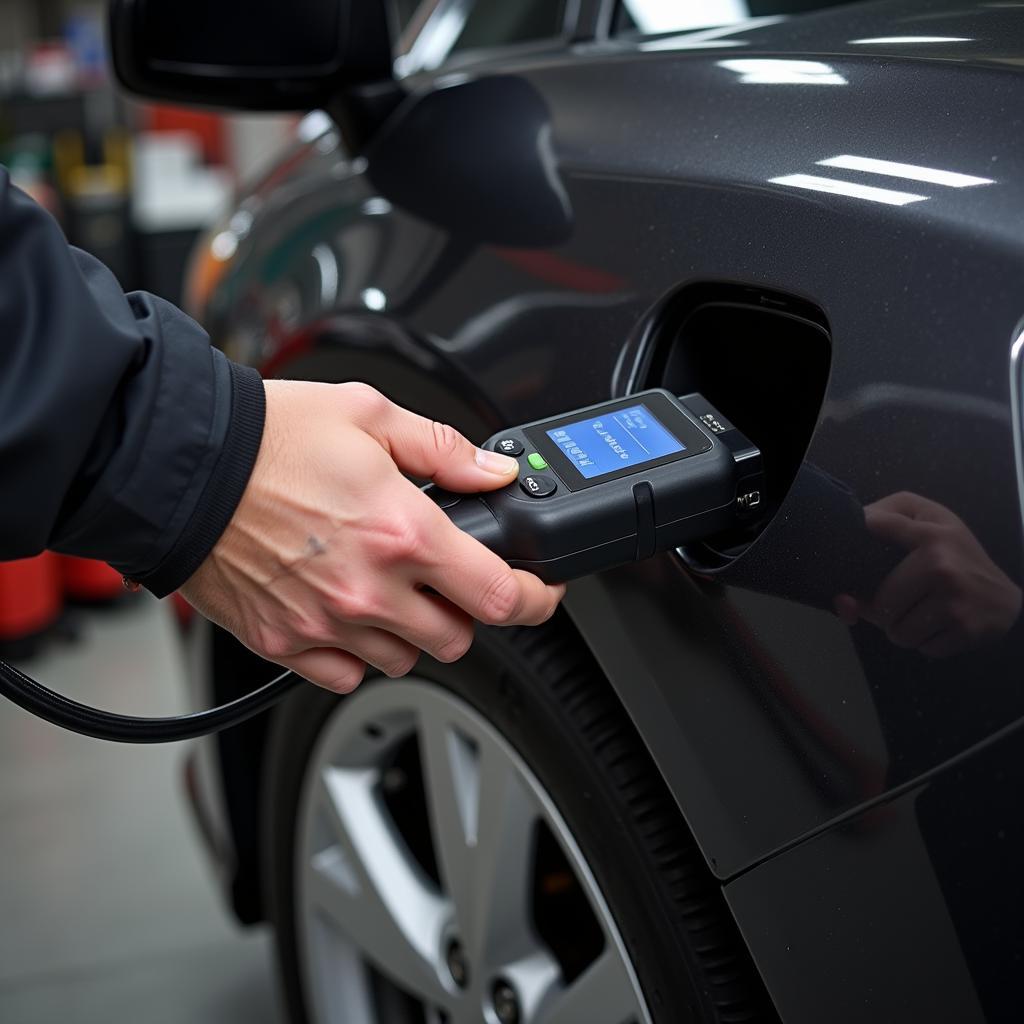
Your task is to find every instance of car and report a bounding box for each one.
[121,0,1024,1020]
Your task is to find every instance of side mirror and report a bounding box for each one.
[109,0,393,113]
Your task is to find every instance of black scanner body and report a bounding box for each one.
[426,390,764,583]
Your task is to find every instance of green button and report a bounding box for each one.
[527,452,548,471]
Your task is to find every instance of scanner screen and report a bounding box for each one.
[546,404,685,480]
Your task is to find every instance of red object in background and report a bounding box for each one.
[0,554,62,641]
[142,105,227,166]
[59,556,124,603]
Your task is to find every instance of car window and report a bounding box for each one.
[449,0,568,53]
[614,0,855,36]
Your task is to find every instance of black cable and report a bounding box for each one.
[0,658,301,743]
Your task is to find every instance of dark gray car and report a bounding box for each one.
[151,1,1024,1021]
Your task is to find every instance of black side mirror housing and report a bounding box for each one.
[109,0,394,112]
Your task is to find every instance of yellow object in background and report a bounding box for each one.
[53,128,132,197]
[52,129,84,193]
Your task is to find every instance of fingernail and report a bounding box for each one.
[475,448,519,475]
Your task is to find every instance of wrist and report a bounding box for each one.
[138,362,266,597]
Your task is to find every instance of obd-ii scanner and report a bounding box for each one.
[0,391,762,743]
[428,390,763,583]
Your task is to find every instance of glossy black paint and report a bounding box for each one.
[192,0,1024,1016]
[366,74,572,247]
[725,717,1024,1021]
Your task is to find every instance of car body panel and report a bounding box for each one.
[725,715,1024,1021]
[188,0,1024,1014]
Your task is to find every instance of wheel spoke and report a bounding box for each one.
[470,741,538,963]
[534,949,642,1024]
[418,707,479,926]
[304,925,376,1024]
[418,707,539,969]
[305,766,451,1006]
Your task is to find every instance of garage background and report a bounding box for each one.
[0,3,291,1019]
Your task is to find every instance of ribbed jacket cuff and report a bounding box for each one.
[135,363,265,598]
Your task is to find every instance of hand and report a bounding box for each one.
[181,381,565,692]
[834,491,1021,658]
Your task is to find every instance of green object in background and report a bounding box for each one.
[527,452,548,471]
[3,133,53,178]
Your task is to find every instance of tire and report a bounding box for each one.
[264,616,775,1024]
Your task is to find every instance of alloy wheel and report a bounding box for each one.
[295,677,653,1024]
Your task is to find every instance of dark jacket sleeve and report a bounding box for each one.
[0,168,265,597]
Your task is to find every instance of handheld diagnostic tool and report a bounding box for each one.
[0,389,764,743]
[427,390,764,583]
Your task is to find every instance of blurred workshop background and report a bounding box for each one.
[0,0,295,305]
[0,3,295,1020]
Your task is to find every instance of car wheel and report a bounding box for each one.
[264,619,772,1024]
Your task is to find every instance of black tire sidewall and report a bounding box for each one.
[265,624,735,1024]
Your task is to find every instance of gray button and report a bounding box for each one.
[520,474,556,498]
[495,437,524,457]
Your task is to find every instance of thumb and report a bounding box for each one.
[371,402,520,492]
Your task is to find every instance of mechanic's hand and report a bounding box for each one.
[180,381,566,692]
[834,491,1021,658]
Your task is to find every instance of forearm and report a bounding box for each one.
[0,167,264,594]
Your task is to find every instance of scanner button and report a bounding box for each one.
[527,452,548,471]
[520,475,557,498]
[495,437,524,457]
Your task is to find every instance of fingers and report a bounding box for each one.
[886,597,949,650]
[278,648,368,694]
[860,547,933,630]
[835,584,944,648]
[864,492,964,547]
[863,507,933,550]
[377,591,478,663]
[337,626,422,678]
[868,489,954,524]
[835,584,955,656]
[355,388,520,492]
[351,477,564,630]
[277,623,421,691]
[422,523,565,626]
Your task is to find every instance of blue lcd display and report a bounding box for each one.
[546,404,685,480]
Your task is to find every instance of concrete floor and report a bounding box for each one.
[0,596,281,1023]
